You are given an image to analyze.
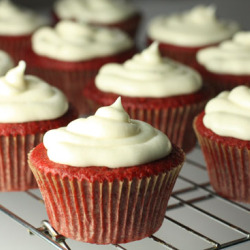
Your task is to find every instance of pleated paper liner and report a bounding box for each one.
[29,144,184,244]
[0,34,31,63]
[0,105,78,192]
[147,38,218,68]
[194,112,250,203]
[194,62,250,96]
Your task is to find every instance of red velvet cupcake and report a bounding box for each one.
[0,61,78,192]
[28,98,184,244]
[25,20,136,115]
[195,31,250,96]
[84,43,212,153]
[52,0,141,38]
[0,50,14,76]
[147,5,239,68]
[194,86,250,203]
[0,0,49,63]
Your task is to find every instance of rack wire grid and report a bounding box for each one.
[0,144,249,250]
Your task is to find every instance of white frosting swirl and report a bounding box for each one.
[0,50,14,76]
[197,32,250,74]
[0,61,68,123]
[54,0,137,24]
[0,0,49,35]
[32,20,133,62]
[147,5,239,47]
[43,97,171,168]
[96,42,202,97]
[204,85,250,140]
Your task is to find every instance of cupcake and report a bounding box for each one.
[147,5,239,67]
[52,0,141,38]
[0,61,78,192]
[0,0,49,63]
[0,49,14,76]
[28,97,184,244]
[196,31,250,95]
[25,20,136,115]
[84,42,212,153]
[194,85,250,203]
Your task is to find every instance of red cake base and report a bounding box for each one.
[29,143,184,244]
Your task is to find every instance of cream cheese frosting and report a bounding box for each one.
[0,0,49,35]
[203,85,250,140]
[147,5,239,47]
[197,32,250,75]
[43,97,172,168]
[95,42,202,97]
[32,20,133,62]
[54,0,137,24]
[0,50,14,76]
[0,61,68,123]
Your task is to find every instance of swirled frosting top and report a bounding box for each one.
[95,42,202,97]
[0,0,49,35]
[204,85,250,140]
[0,50,14,76]
[43,97,172,168]
[197,32,250,74]
[32,20,133,62]
[0,61,68,123]
[54,0,137,24]
[147,5,239,47]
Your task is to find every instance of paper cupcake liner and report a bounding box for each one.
[29,163,182,244]
[0,35,31,63]
[194,64,250,96]
[147,38,214,68]
[0,133,43,192]
[127,102,208,153]
[194,116,250,203]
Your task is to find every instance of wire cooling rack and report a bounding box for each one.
[0,145,249,250]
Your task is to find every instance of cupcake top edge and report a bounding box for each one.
[0,0,49,35]
[203,85,250,141]
[31,20,134,62]
[0,61,69,123]
[43,97,172,168]
[147,5,239,47]
[197,31,250,75]
[95,42,202,98]
[53,0,138,24]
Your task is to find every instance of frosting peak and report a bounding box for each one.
[5,61,26,91]
[96,42,202,97]
[0,61,68,123]
[43,98,171,168]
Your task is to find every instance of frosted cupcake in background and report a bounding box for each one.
[24,20,136,115]
[0,0,49,63]
[53,0,141,38]
[0,49,14,76]
[28,97,184,244]
[0,61,78,192]
[84,42,212,153]
[147,5,239,67]
[196,31,250,95]
[194,85,250,203]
